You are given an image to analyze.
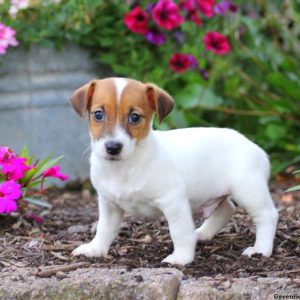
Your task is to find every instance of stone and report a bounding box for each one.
[1,266,299,300]
[0,268,183,300]
[67,225,89,234]
[0,43,112,182]
[177,277,300,300]
[81,189,92,202]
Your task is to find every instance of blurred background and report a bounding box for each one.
[0,0,299,179]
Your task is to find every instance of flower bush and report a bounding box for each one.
[0,22,18,54]
[0,146,68,216]
[0,1,300,174]
[123,0,232,80]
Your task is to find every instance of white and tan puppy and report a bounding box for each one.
[70,77,278,265]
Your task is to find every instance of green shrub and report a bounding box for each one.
[1,0,299,174]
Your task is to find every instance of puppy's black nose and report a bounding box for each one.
[105,141,123,155]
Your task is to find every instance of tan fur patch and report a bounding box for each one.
[89,78,117,140]
[119,80,155,140]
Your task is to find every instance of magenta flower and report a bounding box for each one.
[1,157,31,180]
[153,0,184,30]
[169,53,191,73]
[0,146,15,161]
[180,0,203,26]
[124,6,149,35]
[180,0,195,11]
[0,23,18,55]
[146,28,166,45]
[0,180,22,214]
[214,0,238,15]
[0,147,31,180]
[196,0,214,18]
[42,165,68,181]
[204,31,231,55]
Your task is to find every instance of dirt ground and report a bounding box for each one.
[0,179,299,279]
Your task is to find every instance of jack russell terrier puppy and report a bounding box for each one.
[70,77,278,265]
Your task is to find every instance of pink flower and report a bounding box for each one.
[0,180,22,214]
[169,53,191,73]
[0,147,32,180]
[196,0,214,18]
[0,146,15,161]
[3,157,31,180]
[124,6,149,35]
[9,0,29,16]
[0,23,18,55]
[42,166,68,181]
[204,31,231,55]
[181,0,202,25]
[153,0,184,30]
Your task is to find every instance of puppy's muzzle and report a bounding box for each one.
[105,141,123,156]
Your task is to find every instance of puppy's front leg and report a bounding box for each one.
[72,196,124,258]
[157,191,196,265]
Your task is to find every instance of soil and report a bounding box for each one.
[0,179,299,279]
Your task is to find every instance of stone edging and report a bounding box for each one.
[1,267,299,300]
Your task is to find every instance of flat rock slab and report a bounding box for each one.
[1,267,299,300]
[0,267,182,300]
[178,277,300,300]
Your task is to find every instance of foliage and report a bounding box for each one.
[0,145,68,217]
[0,0,300,174]
[286,170,300,192]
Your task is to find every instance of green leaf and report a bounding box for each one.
[267,72,300,101]
[265,124,286,141]
[27,180,43,189]
[285,185,300,193]
[21,145,29,158]
[20,145,34,165]
[24,197,52,208]
[32,155,63,180]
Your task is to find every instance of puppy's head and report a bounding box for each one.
[70,78,174,161]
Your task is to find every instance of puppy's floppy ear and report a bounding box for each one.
[70,80,97,118]
[146,83,174,124]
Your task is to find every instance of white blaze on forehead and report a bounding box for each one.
[114,78,128,103]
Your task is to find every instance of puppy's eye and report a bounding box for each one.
[94,110,105,122]
[128,112,142,124]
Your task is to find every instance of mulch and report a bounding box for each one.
[0,179,299,279]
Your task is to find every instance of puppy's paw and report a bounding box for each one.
[195,228,213,241]
[72,242,107,258]
[162,253,194,265]
[242,246,272,258]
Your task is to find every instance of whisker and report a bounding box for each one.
[82,143,92,160]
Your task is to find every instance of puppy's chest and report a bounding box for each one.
[93,171,160,217]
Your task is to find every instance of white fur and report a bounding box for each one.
[114,78,128,103]
[73,117,278,264]
[91,125,136,161]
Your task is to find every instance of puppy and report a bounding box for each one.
[70,77,278,265]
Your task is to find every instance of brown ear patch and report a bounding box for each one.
[146,83,174,123]
[70,81,96,118]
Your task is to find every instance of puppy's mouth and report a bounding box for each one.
[105,156,122,161]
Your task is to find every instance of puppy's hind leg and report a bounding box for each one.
[196,197,236,241]
[231,176,278,257]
